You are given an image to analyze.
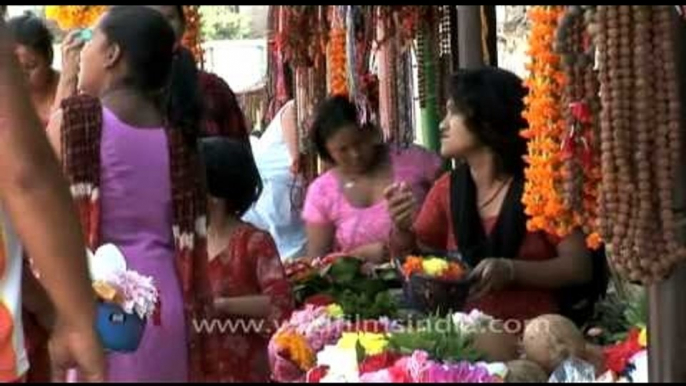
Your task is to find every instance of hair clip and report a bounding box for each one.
[79,28,93,42]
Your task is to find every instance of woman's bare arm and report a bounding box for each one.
[306,223,335,259]
[0,21,104,380]
[213,296,271,318]
[511,229,593,289]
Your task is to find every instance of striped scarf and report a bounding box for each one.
[59,94,210,379]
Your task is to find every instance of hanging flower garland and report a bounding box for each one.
[328,7,349,97]
[45,6,107,30]
[555,6,603,249]
[521,6,573,239]
[181,5,205,68]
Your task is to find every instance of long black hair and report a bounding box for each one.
[448,67,529,178]
[102,6,202,146]
[200,137,263,217]
[7,13,54,64]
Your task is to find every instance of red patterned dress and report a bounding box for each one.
[412,173,560,324]
[203,224,294,382]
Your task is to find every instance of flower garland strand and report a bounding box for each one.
[555,6,603,249]
[328,6,348,96]
[521,6,572,238]
[181,5,205,68]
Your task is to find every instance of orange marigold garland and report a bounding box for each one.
[328,7,348,97]
[45,6,107,30]
[181,5,205,68]
[521,6,572,239]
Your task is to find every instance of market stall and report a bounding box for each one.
[34,5,686,382]
[270,5,685,383]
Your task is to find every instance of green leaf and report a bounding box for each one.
[355,340,366,363]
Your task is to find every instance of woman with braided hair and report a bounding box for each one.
[45,6,208,382]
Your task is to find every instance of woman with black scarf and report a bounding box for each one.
[386,67,595,326]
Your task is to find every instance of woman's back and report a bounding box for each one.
[100,106,174,259]
[244,101,306,260]
[98,106,188,382]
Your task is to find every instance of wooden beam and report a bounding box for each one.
[648,7,686,383]
[482,5,498,67]
[456,6,484,69]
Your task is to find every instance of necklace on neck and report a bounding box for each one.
[478,178,512,209]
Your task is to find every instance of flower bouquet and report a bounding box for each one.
[288,256,400,318]
[398,254,471,315]
[271,305,509,383]
[306,339,504,383]
[268,303,397,382]
[88,244,158,353]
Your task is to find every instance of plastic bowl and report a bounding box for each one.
[96,301,146,353]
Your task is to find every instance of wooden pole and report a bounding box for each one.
[419,12,440,153]
[456,6,484,69]
[647,8,686,383]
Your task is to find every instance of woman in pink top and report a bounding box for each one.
[302,96,442,263]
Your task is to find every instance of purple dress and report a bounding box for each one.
[99,107,188,382]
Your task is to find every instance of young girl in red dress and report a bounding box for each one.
[199,137,294,382]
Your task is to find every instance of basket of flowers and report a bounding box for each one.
[88,244,158,353]
[396,253,471,316]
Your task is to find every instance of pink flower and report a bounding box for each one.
[359,369,394,383]
[422,362,498,383]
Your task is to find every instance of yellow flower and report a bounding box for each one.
[45,6,107,30]
[326,304,344,318]
[422,258,449,276]
[337,332,388,356]
[638,327,647,348]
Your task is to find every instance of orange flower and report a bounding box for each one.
[521,6,580,239]
[274,330,315,372]
[45,6,107,30]
[402,256,424,278]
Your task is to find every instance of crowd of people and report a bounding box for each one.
[0,5,600,383]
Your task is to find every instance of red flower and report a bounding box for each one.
[569,101,592,123]
[306,365,329,383]
[359,352,401,374]
[343,320,387,334]
[304,294,335,307]
[603,329,643,374]
[388,363,412,383]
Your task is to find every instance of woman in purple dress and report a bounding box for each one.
[46,7,209,382]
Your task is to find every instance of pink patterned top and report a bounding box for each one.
[302,145,441,254]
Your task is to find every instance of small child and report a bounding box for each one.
[199,137,294,382]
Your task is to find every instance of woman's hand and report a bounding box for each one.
[467,258,515,301]
[48,315,106,382]
[350,242,388,265]
[384,182,416,231]
[52,31,86,112]
[60,30,86,81]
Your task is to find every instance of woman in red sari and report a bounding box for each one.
[386,68,594,326]
[199,137,294,382]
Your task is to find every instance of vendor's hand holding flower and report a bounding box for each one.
[384,182,416,231]
[467,258,515,301]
